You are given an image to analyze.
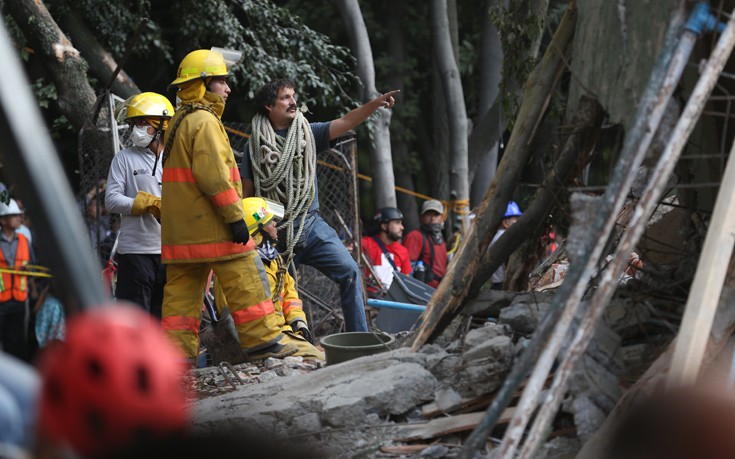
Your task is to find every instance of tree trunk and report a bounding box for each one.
[335,0,397,208]
[468,0,549,206]
[428,64,451,202]
[412,2,577,349]
[430,0,470,230]
[55,11,140,98]
[5,0,96,130]
[385,0,420,230]
[469,0,504,207]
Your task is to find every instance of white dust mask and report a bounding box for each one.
[130,125,154,148]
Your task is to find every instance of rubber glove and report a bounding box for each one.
[229,219,250,245]
[292,319,313,344]
[131,191,161,219]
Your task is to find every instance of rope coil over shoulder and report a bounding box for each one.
[249,111,316,294]
[162,103,220,166]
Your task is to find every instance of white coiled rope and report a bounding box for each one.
[249,111,316,293]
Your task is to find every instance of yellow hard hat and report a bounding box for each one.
[242,197,285,236]
[170,49,228,86]
[115,92,174,129]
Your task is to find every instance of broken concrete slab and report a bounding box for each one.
[193,325,517,457]
[498,296,551,334]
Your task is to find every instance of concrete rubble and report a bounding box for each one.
[191,322,516,458]
[190,265,676,458]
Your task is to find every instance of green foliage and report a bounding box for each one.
[49,0,171,61]
[490,0,547,119]
[39,0,355,109]
[31,78,56,108]
[50,115,74,136]
[230,0,357,107]
[162,0,357,108]
[30,78,73,136]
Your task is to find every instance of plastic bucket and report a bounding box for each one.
[320,332,395,365]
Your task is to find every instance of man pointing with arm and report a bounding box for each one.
[243,80,398,332]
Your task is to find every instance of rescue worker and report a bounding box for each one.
[215,198,325,360]
[105,92,172,319]
[161,49,296,365]
[0,199,35,361]
[362,207,411,291]
[403,200,448,288]
[490,201,522,290]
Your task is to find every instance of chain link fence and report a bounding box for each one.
[77,92,127,272]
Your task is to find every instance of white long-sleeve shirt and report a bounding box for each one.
[105,146,162,254]
[490,228,506,284]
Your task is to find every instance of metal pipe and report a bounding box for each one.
[367,299,426,313]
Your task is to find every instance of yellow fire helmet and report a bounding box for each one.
[242,197,285,237]
[114,92,174,129]
[170,49,228,86]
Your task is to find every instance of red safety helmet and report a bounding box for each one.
[37,305,191,458]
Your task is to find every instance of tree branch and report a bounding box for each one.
[4,0,96,130]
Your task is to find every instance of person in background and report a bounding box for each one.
[14,199,32,247]
[33,278,65,348]
[0,199,36,361]
[490,201,522,290]
[244,79,399,332]
[105,92,173,319]
[361,207,411,292]
[161,49,296,365]
[82,182,112,266]
[403,199,448,288]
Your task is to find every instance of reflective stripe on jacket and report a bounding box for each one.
[161,91,255,263]
[0,233,30,302]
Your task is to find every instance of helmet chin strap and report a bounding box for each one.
[150,120,166,174]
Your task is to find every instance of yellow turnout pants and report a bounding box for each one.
[162,252,282,359]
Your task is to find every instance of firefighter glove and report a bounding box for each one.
[229,219,250,245]
[292,320,313,344]
[131,191,161,219]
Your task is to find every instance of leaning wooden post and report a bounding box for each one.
[461,3,693,456]
[514,6,735,458]
[667,52,735,387]
[411,1,578,352]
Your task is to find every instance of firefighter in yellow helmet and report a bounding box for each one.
[106,92,173,319]
[160,49,296,364]
[214,198,325,360]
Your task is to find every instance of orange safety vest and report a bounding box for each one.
[0,233,30,302]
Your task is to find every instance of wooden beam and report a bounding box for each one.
[667,50,735,386]
[395,409,515,442]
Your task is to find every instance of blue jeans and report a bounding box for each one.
[293,214,368,332]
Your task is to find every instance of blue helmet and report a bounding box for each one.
[504,201,522,218]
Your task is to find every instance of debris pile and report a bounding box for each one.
[189,268,687,459]
[191,320,530,457]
